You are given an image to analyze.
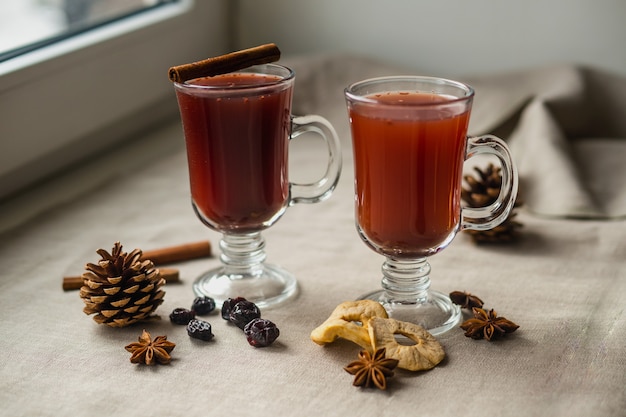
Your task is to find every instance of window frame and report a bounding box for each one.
[0,0,231,200]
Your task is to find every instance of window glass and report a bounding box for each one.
[0,0,178,61]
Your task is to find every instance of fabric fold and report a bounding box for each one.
[284,54,626,219]
[467,65,626,218]
[508,98,600,217]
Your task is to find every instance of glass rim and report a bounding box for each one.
[344,75,475,106]
[173,63,295,92]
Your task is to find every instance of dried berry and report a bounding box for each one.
[221,297,248,320]
[229,300,261,329]
[192,296,216,316]
[169,308,196,325]
[186,319,214,341]
[244,318,280,347]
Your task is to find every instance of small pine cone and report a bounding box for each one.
[461,163,502,207]
[462,164,523,244]
[79,242,165,327]
[464,212,523,243]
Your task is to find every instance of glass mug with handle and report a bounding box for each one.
[174,64,342,308]
[345,76,518,335]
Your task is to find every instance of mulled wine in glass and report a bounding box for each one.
[174,64,342,308]
[345,76,518,335]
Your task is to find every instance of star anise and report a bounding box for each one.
[125,329,176,365]
[460,308,519,341]
[449,291,484,309]
[344,348,399,390]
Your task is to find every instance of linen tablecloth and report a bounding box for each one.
[1,55,625,417]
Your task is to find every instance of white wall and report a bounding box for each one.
[235,0,626,77]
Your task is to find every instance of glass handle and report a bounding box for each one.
[461,135,519,231]
[289,115,342,205]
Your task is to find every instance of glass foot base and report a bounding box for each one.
[359,289,461,336]
[192,264,298,309]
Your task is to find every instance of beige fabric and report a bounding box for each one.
[1,55,625,416]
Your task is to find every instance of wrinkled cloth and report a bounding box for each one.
[285,54,626,219]
[467,65,626,218]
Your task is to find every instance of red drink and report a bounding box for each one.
[349,92,471,257]
[175,72,293,233]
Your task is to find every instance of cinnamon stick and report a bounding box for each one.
[62,241,211,291]
[63,267,180,291]
[142,240,212,265]
[168,43,281,83]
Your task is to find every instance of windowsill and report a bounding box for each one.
[0,120,186,234]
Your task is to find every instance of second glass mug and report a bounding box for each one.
[173,64,342,308]
[345,76,518,335]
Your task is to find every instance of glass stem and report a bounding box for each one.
[219,232,266,279]
[381,257,431,303]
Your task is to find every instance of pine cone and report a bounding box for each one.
[461,164,523,243]
[79,242,166,327]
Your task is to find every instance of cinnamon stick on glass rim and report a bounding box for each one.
[168,43,281,83]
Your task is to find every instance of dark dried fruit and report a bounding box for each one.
[169,308,196,325]
[186,319,214,341]
[221,297,248,320]
[192,296,216,316]
[229,300,261,329]
[244,318,280,347]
